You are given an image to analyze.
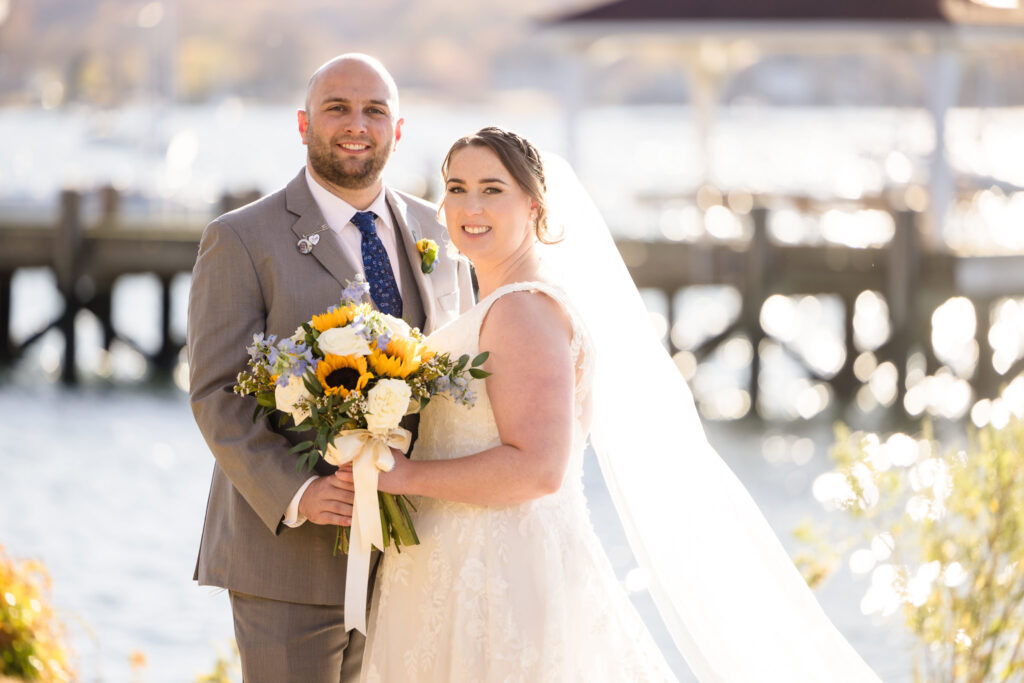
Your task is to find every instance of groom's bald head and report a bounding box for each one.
[305,53,400,115]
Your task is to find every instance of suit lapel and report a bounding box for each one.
[285,171,358,290]
[386,189,438,330]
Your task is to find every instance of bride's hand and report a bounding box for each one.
[336,447,413,495]
[376,446,412,495]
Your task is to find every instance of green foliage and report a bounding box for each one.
[802,418,1024,682]
[0,546,73,682]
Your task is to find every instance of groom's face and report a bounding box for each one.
[299,60,404,194]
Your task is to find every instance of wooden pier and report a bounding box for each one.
[0,187,257,383]
[2,187,1023,416]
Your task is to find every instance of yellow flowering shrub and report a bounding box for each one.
[0,546,73,681]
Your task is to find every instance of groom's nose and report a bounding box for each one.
[342,111,368,134]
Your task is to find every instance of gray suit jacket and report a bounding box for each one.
[188,168,474,605]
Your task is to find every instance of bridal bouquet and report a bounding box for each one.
[234,276,488,557]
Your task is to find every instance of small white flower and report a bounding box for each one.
[365,379,412,435]
[318,326,371,357]
[275,374,312,425]
[290,325,307,344]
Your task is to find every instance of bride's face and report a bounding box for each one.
[442,145,537,270]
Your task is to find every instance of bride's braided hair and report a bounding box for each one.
[441,126,560,244]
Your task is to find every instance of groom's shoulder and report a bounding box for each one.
[390,187,440,218]
[203,184,293,247]
[214,185,289,227]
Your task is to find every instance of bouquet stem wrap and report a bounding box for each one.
[325,426,412,634]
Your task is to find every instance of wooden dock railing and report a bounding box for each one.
[2,187,1023,417]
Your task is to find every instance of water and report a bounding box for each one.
[3,102,1024,254]
[0,375,913,682]
[0,385,235,682]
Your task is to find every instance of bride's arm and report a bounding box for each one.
[376,291,576,505]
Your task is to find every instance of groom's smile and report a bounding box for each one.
[338,141,371,153]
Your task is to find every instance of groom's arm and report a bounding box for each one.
[187,217,316,534]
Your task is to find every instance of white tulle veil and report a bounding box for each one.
[539,153,881,683]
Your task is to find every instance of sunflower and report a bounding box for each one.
[316,354,373,397]
[369,337,424,379]
[311,303,371,333]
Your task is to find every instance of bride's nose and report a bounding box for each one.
[463,195,484,215]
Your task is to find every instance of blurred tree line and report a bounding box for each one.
[7,0,1024,111]
[0,0,582,107]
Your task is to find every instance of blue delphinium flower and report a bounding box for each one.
[271,338,315,386]
[341,275,371,304]
[347,311,374,342]
[448,376,475,404]
[376,328,393,351]
[247,332,278,361]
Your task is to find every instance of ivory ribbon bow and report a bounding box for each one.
[324,426,412,634]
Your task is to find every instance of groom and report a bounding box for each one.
[187,53,474,682]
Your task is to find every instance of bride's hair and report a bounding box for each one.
[441,127,561,244]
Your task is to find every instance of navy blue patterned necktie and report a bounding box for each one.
[351,210,403,317]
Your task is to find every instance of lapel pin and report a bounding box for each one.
[297,224,330,254]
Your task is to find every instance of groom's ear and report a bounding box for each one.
[297,109,310,144]
[392,118,405,149]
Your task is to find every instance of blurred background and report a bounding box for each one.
[2,0,1024,681]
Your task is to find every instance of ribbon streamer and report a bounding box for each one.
[324,426,412,634]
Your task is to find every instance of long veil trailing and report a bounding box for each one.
[540,153,881,682]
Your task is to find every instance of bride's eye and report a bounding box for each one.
[446,185,465,194]
[483,187,502,194]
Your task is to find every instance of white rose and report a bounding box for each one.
[380,314,412,340]
[318,326,371,357]
[365,379,412,435]
[274,374,312,425]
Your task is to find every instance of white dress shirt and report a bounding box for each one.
[304,167,403,292]
[283,170,407,528]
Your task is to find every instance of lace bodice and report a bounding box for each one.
[360,281,675,683]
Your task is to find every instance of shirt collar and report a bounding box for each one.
[304,167,394,234]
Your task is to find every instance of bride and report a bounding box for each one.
[357,127,882,682]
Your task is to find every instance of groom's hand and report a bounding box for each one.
[298,466,355,526]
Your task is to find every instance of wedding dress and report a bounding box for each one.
[361,154,880,682]
[361,280,677,682]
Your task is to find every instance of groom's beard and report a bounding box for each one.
[306,123,392,191]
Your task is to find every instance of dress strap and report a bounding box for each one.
[478,281,580,352]
[478,281,594,418]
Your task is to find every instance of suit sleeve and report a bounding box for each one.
[187,218,311,534]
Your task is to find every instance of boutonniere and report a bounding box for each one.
[416,238,439,274]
